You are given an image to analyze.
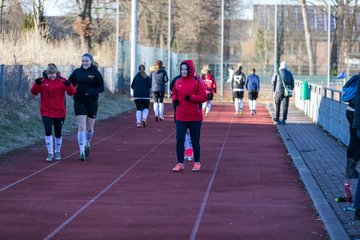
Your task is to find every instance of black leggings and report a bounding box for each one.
[153,91,165,103]
[42,116,65,138]
[134,99,150,111]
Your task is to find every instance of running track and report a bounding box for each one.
[0,103,326,240]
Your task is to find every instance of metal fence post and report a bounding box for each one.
[0,64,5,98]
[18,65,24,96]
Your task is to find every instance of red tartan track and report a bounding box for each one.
[0,102,326,240]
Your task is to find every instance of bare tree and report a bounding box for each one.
[300,0,316,75]
[73,0,94,52]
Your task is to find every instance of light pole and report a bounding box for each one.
[115,0,119,92]
[220,0,224,101]
[167,0,171,98]
[327,2,331,87]
[274,1,278,74]
[130,0,137,95]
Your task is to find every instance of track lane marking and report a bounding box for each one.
[43,129,175,240]
[0,124,134,192]
[190,110,235,240]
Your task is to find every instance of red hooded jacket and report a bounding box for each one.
[202,73,217,95]
[31,74,76,118]
[172,60,207,121]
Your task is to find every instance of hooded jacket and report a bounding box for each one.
[68,65,104,103]
[31,73,76,118]
[172,60,207,121]
[202,73,217,95]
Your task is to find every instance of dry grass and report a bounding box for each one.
[0,29,130,156]
[0,30,115,66]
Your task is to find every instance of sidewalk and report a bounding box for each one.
[268,103,360,240]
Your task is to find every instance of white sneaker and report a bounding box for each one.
[46,153,53,162]
[55,152,61,161]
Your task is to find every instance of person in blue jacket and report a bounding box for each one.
[131,64,152,128]
[245,68,260,115]
[68,53,104,161]
[352,75,360,220]
[150,60,169,121]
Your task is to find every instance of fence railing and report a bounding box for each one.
[294,80,350,146]
[0,64,118,99]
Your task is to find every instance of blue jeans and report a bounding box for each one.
[176,120,202,163]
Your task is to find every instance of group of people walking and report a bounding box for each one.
[31,53,104,162]
[227,64,261,115]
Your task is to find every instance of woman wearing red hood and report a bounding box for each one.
[172,60,207,172]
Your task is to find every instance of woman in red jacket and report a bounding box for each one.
[201,65,217,117]
[172,60,207,172]
[31,64,76,162]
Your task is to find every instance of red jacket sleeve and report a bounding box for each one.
[30,82,41,95]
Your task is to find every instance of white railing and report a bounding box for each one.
[294,80,350,146]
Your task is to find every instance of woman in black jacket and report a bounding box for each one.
[131,65,152,128]
[69,53,104,161]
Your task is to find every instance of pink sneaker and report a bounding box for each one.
[172,163,184,172]
[192,162,201,172]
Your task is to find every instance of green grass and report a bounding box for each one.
[0,92,135,155]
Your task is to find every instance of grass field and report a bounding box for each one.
[0,92,134,155]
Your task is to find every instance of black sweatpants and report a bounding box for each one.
[274,91,290,121]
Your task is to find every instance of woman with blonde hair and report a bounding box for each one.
[69,53,104,161]
[150,60,169,121]
[201,65,216,117]
[31,64,76,161]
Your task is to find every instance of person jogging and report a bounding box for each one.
[68,53,104,161]
[31,63,76,162]
[131,64,152,128]
[171,60,207,172]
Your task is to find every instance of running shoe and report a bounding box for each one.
[172,163,184,172]
[85,144,90,157]
[159,116,164,121]
[46,153,53,162]
[155,116,159,122]
[137,123,142,128]
[55,152,61,161]
[79,152,85,161]
[141,119,147,127]
[192,162,201,172]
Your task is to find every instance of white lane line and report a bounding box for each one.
[0,124,134,192]
[43,129,175,240]
[189,116,234,240]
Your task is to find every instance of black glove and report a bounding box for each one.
[184,95,190,101]
[173,99,179,107]
[35,78,43,85]
[357,129,360,138]
[63,80,71,87]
